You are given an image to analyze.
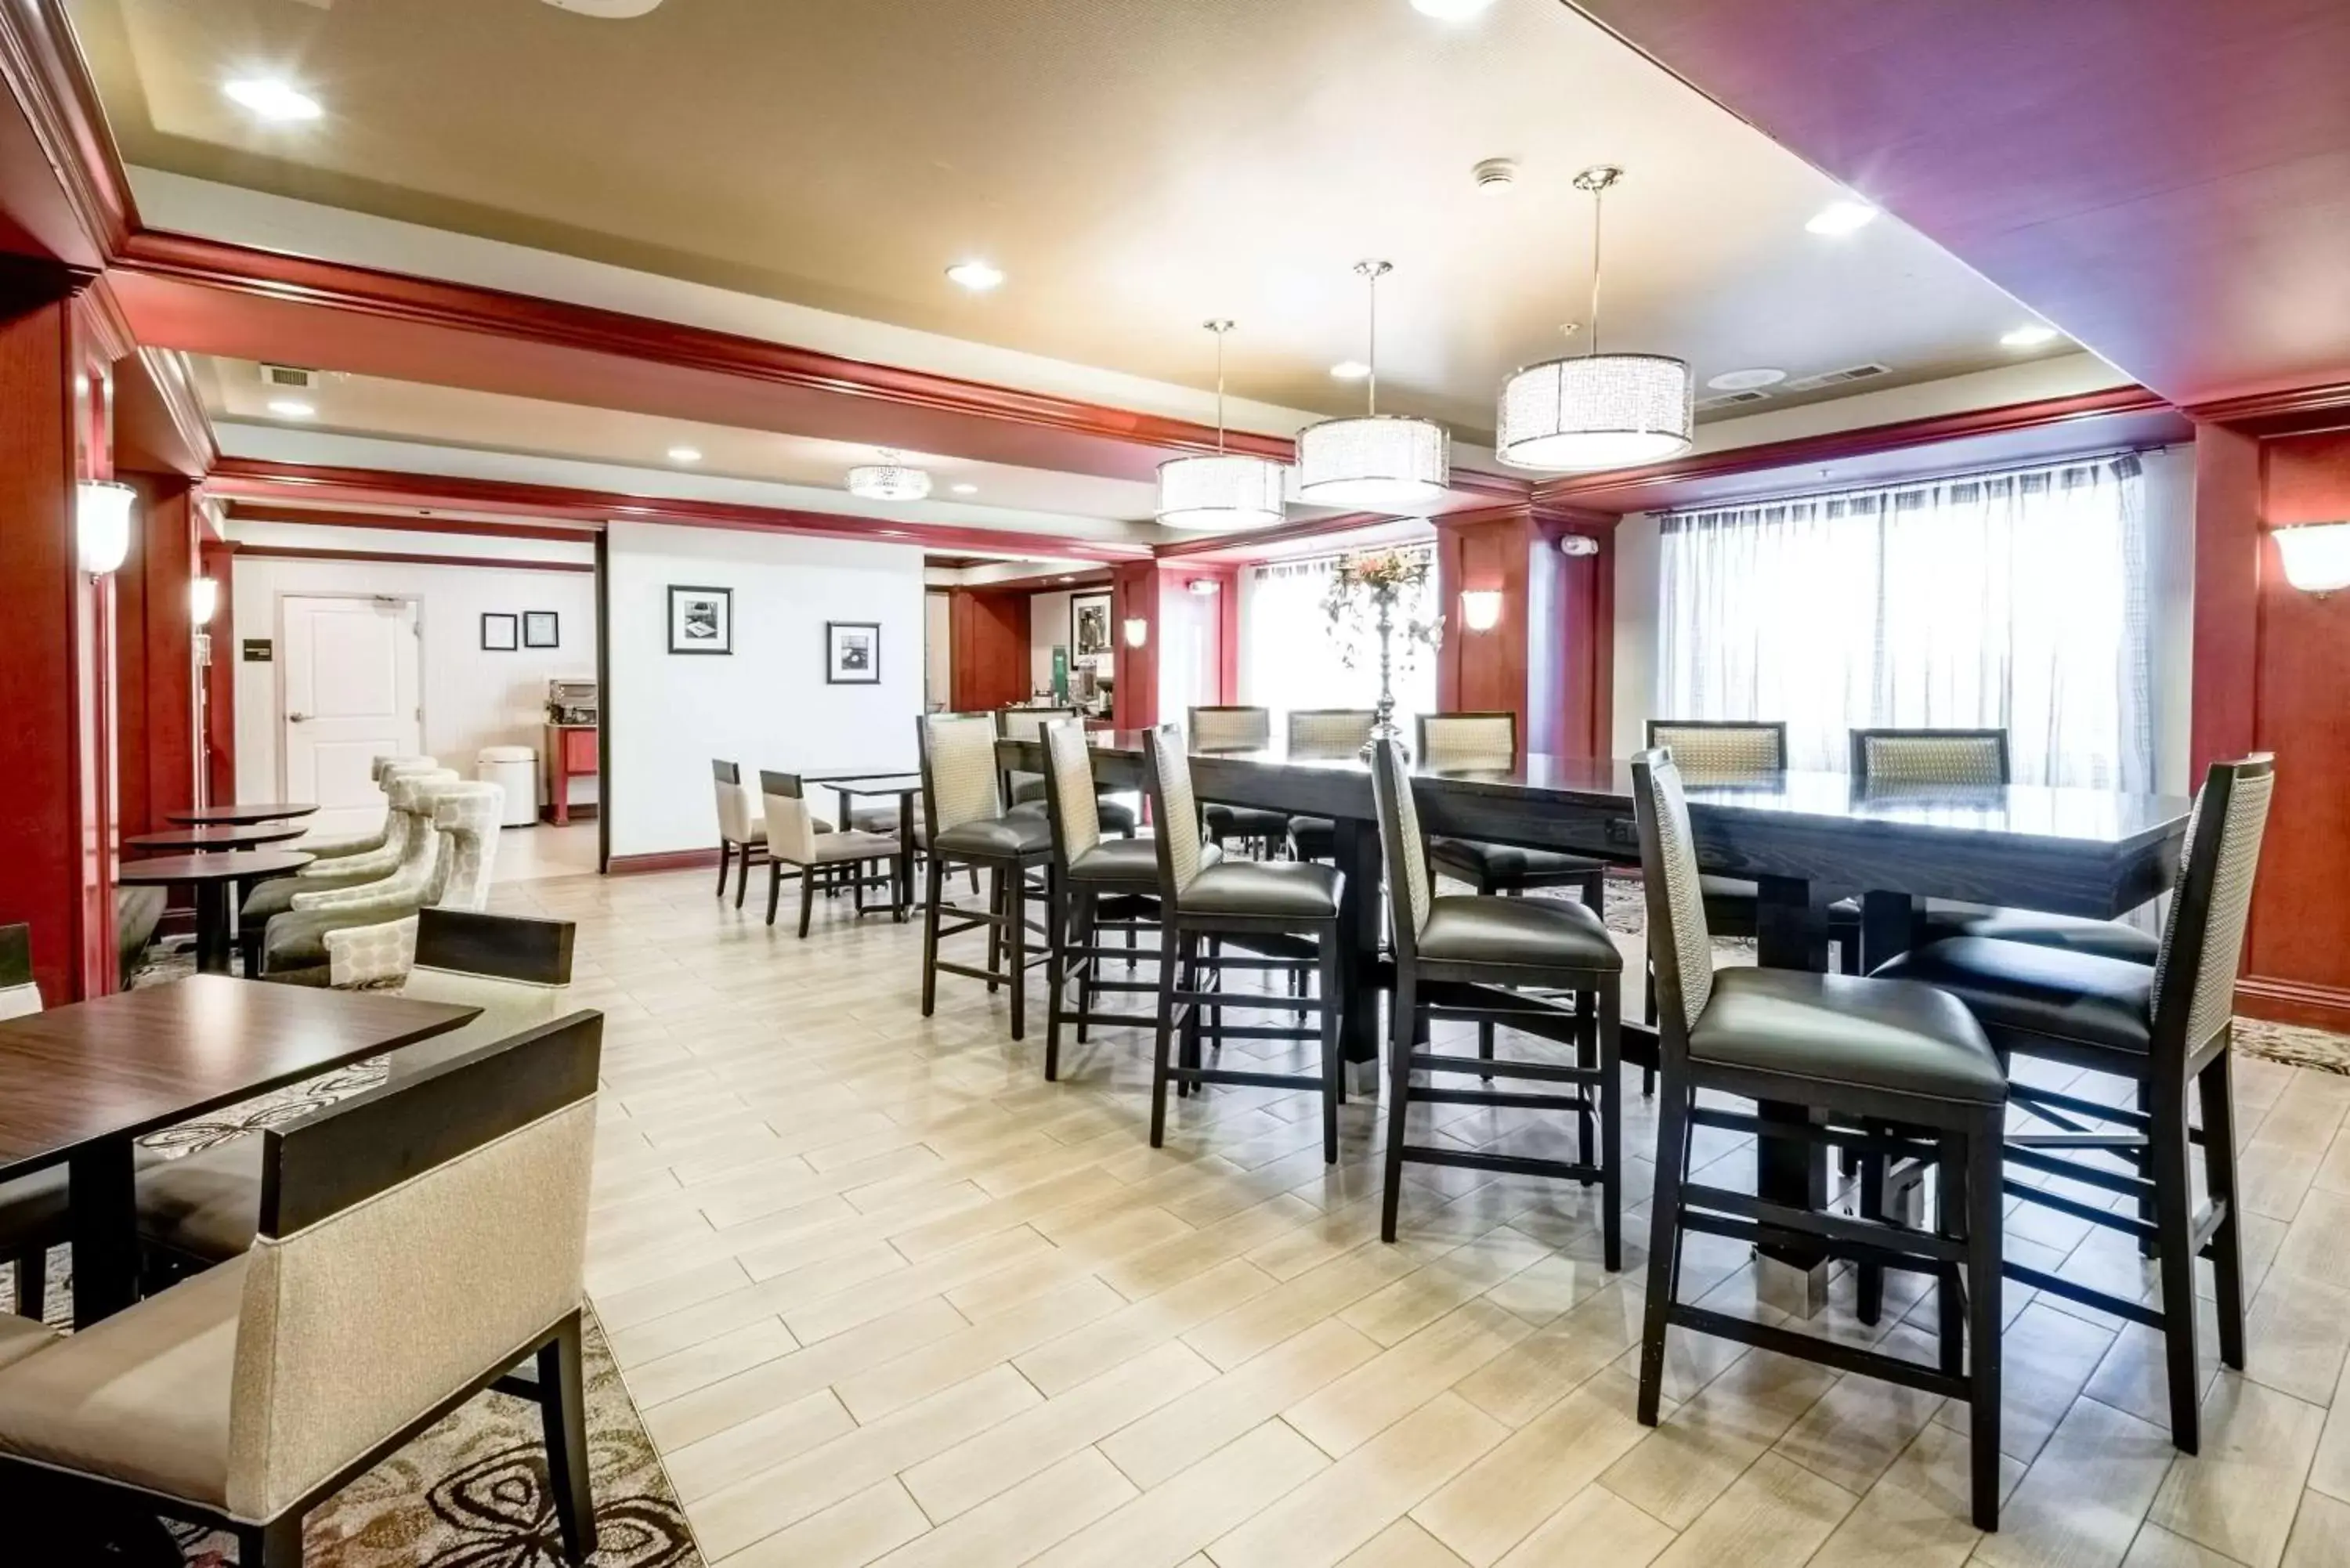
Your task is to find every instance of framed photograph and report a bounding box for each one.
[522,610,560,649]
[668,586,732,655]
[826,620,881,685]
[1071,591,1113,659]
[480,612,519,652]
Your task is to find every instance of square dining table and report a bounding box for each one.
[0,976,479,1327]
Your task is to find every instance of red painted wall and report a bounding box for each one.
[1110,561,1159,731]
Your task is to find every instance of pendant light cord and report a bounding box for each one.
[1365,267,1380,417]
[1588,179,1603,359]
[1214,325,1227,453]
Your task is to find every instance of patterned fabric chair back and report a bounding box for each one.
[996,706,1078,741]
[919,713,1004,833]
[1417,713,1516,771]
[1188,706,1271,751]
[710,760,761,843]
[1645,721,1786,782]
[759,771,823,863]
[1629,749,1718,1045]
[2151,756,2276,1057]
[300,774,450,913]
[1143,724,1207,898]
[1288,710,1378,759]
[1368,739,1433,948]
[373,756,437,786]
[1041,720,1102,868]
[1849,729,2009,787]
[428,783,505,912]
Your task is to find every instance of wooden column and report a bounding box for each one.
[1435,504,1619,762]
[199,535,237,805]
[113,473,199,840]
[947,587,1029,711]
[1110,560,1159,730]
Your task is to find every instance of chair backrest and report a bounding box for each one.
[759,769,822,862]
[1288,709,1378,759]
[0,923,38,1020]
[711,759,759,842]
[918,712,1004,834]
[1849,728,2010,787]
[389,910,579,1082]
[1368,739,1434,952]
[1629,748,1718,1050]
[1188,705,1271,751]
[1418,712,1517,771]
[2150,755,2276,1060]
[1039,719,1103,872]
[227,1010,602,1523]
[996,706,1079,740]
[1143,724,1209,900]
[373,756,437,787]
[428,782,505,912]
[1645,720,1786,779]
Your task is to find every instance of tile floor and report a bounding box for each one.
[483,862,2350,1568]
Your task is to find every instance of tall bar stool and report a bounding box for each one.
[1874,755,2274,1454]
[916,713,1054,1038]
[1000,706,1136,836]
[1038,719,1184,1081]
[1829,728,2161,972]
[1141,725,1348,1162]
[758,771,904,936]
[1418,712,1608,909]
[1188,706,1289,858]
[1631,747,2009,1533]
[1368,739,1625,1259]
[1284,709,1377,863]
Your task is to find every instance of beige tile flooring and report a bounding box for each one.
[486,864,2350,1568]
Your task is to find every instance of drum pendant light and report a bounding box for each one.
[1296,262,1451,510]
[1496,165,1694,471]
[1155,321,1289,533]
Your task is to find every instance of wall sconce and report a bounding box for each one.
[2272,522,2350,595]
[1186,578,1221,597]
[189,576,220,627]
[1558,533,1600,558]
[76,480,136,576]
[1460,589,1503,632]
[1122,616,1150,649]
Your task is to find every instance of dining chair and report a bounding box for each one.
[1000,706,1135,836]
[1187,705,1288,858]
[761,770,903,935]
[318,782,511,988]
[261,779,504,985]
[1142,725,1348,1162]
[916,713,1054,1038]
[1417,711,1609,909]
[1284,709,1377,863]
[1369,739,1623,1257]
[241,759,455,976]
[711,759,768,909]
[1873,754,2274,1454]
[0,1011,606,1566]
[1631,747,2008,1532]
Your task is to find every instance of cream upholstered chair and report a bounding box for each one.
[259,777,496,985]
[1188,706,1288,858]
[0,1012,605,1566]
[1417,712,1610,910]
[295,754,439,861]
[761,771,903,936]
[1285,709,1378,862]
[917,712,1054,1037]
[321,782,509,988]
[240,760,456,975]
[712,760,766,909]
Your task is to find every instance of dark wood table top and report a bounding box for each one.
[0,976,480,1174]
[117,849,315,885]
[806,772,923,796]
[126,822,308,853]
[164,803,320,826]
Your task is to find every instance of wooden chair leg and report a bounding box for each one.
[1856,1146,1886,1326]
[985,868,1004,994]
[765,859,783,926]
[717,840,733,897]
[2152,1078,2204,1453]
[1149,931,1188,1147]
[1315,934,1343,1165]
[10,1247,42,1321]
[240,1513,306,1567]
[1936,1136,1965,1378]
[1076,891,1096,1046]
[733,844,752,909]
[538,1314,599,1566]
[1007,865,1029,1041]
[798,864,818,939]
[1965,1115,2005,1531]
[1380,967,1416,1241]
[1640,964,1658,1098]
[2198,1048,2248,1369]
[1597,984,1622,1272]
[920,854,945,1017]
[1636,1080,1690,1426]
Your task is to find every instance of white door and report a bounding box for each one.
[281,595,423,836]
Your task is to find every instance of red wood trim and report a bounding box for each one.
[1531,387,2173,508]
[608,848,721,876]
[226,504,596,543]
[2235,975,2350,1033]
[2185,381,2350,436]
[1109,560,1159,730]
[0,1,136,268]
[231,544,594,574]
[200,535,236,805]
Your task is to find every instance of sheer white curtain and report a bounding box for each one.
[1242,547,1438,735]
[1657,455,2152,789]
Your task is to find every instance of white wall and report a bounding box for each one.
[1159,578,1220,722]
[606,522,924,858]
[1029,588,1072,695]
[924,590,951,711]
[230,540,598,811]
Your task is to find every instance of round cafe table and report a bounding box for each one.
[125,822,308,854]
[164,801,319,827]
[117,850,313,975]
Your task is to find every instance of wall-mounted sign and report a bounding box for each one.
[242,639,273,663]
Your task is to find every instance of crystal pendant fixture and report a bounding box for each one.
[1296,262,1451,510]
[1496,166,1694,471]
[1156,320,1288,533]
[846,450,933,501]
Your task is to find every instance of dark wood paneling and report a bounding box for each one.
[949,587,1029,713]
[113,475,195,841]
[1110,561,1159,731]
[198,534,235,806]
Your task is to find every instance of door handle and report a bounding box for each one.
[287,712,311,724]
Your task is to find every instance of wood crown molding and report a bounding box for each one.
[0,1,135,268]
[231,544,592,574]
[226,503,595,543]
[2183,381,2350,436]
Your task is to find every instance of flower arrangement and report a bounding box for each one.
[1321,547,1442,750]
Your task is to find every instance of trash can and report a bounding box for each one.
[478,746,539,828]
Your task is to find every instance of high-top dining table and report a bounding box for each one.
[1000,728,2193,1308]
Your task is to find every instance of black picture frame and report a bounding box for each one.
[668,585,732,655]
[522,610,560,649]
[480,612,519,652]
[826,620,881,685]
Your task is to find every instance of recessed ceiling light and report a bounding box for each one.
[1411,0,1498,18]
[266,399,315,418]
[667,446,703,463]
[2000,323,2062,349]
[1330,360,1372,381]
[950,482,978,495]
[1706,367,1787,392]
[1805,200,1878,237]
[946,259,1004,292]
[223,79,322,122]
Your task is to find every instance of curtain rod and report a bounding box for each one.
[1655,443,2170,521]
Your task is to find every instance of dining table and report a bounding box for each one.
[125,822,309,854]
[805,769,925,916]
[0,976,479,1328]
[164,802,320,827]
[117,850,315,975]
[1000,728,2194,1311]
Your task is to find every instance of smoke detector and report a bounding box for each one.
[1472,157,1520,194]
[540,0,666,16]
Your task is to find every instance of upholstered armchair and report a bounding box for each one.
[293,754,439,862]
[320,783,509,988]
[240,761,457,974]
[260,779,499,985]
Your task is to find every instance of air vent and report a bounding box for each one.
[259,363,316,390]
[1694,388,1773,413]
[1784,362,1893,392]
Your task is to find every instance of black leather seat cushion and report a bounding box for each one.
[1416,894,1621,974]
[1288,815,1336,861]
[1066,838,1220,886]
[1428,837,1607,886]
[1827,898,2160,963]
[928,814,1053,858]
[1689,966,2005,1104]
[1205,804,1289,840]
[1871,936,2154,1057]
[1179,859,1342,920]
[1097,797,1138,835]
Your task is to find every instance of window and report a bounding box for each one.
[1655,454,2152,789]
[1241,546,1438,736]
